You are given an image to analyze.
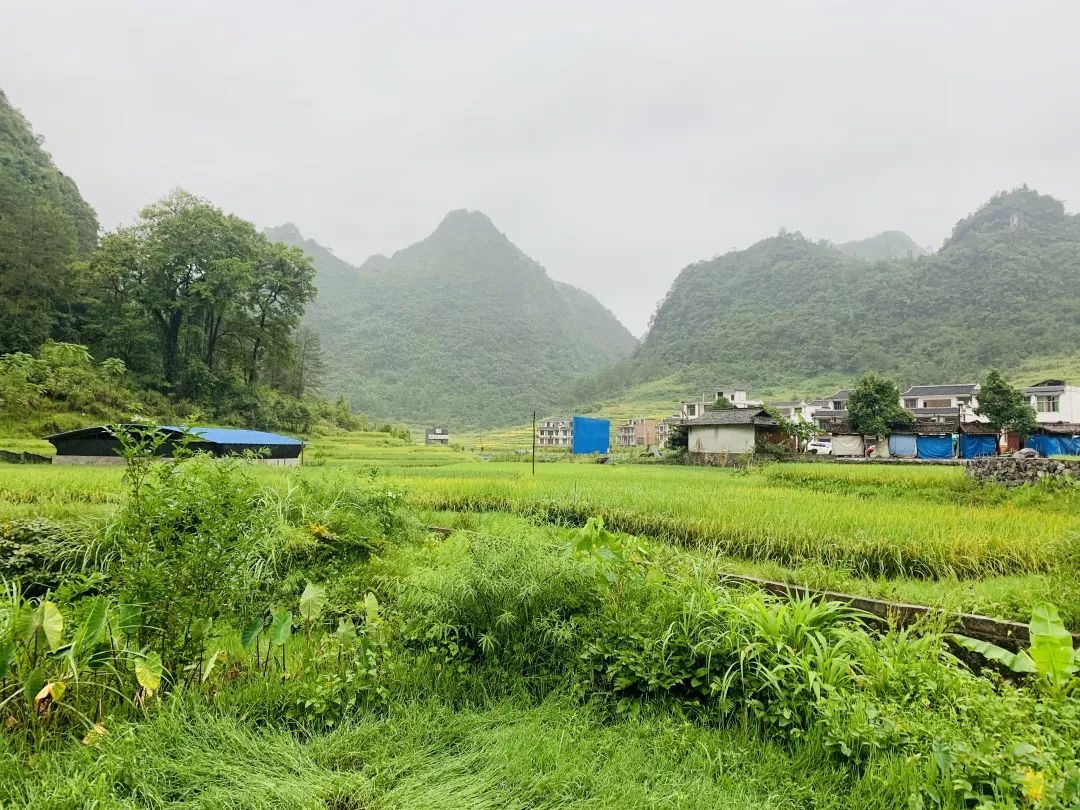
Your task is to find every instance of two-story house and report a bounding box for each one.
[810,390,849,430]
[900,383,983,422]
[768,400,818,423]
[1022,380,1080,424]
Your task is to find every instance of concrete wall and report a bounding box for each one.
[687,424,756,454]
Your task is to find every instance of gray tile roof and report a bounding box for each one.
[683,408,778,427]
[901,384,978,397]
[1023,381,1068,394]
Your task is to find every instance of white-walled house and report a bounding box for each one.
[684,408,781,458]
[768,400,818,422]
[899,384,984,423]
[1022,380,1080,424]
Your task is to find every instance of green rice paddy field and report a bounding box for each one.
[2,431,1080,807]
[2,432,1078,628]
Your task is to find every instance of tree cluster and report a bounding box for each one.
[79,190,318,403]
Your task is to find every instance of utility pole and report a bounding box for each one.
[532,410,536,475]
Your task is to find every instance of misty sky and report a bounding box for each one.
[4,1,1080,335]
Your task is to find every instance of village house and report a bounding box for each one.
[683,408,782,462]
[616,418,658,448]
[536,418,572,447]
[899,384,982,422]
[810,391,849,431]
[657,418,676,447]
[768,400,818,422]
[678,388,762,421]
[424,426,450,445]
[1023,379,1080,424]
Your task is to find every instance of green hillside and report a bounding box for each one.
[836,230,927,261]
[269,211,638,428]
[0,89,99,352]
[621,187,1080,396]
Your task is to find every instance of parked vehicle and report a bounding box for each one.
[805,438,832,455]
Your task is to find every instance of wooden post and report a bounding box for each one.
[532,411,536,475]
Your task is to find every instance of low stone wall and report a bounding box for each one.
[966,456,1080,487]
[686,451,753,467]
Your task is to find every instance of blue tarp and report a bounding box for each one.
[1026,435,1080,457]
[888,434,917,458]
[959,434,997,459]
[572,416,610,454]
[916,434,954,460]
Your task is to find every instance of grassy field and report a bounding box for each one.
[3,436,1078,627]
[1,435,1079,807]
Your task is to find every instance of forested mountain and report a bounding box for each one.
[837,230,927,261]
[270,211,638,427]
[628,187,1080,393]
[0,89,99,352]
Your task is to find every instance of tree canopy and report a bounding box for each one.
[976,370,1037,436]
[81,190,315,404]
[846,373,911,438]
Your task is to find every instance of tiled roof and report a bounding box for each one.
[1023,382,1068,394]
[683,408,777,427]
[901,383,978,397]
[1035,422,1080,435]
[958,422,999,435]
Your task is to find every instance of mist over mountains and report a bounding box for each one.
[274,187,1080,428]
[594,187,1080,403]
[268,211,637,427]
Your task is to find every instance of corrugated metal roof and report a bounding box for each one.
[44,424,303,446]
[162,426,303,446]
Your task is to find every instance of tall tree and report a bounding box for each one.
[82,189,315,397]
[847,372,911,438]
[290,326,327,397]
[976,370,1037,436]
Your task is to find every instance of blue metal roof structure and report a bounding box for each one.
[161,426,304,446]
[44,424,305,461]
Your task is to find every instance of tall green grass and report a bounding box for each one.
[0,698,890,809]
[389,463,1078,579]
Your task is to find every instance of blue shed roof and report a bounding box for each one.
[161,426,304,446]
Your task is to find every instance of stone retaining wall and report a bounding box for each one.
[966,456,1080,487]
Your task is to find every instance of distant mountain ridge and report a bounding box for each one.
[837,230,927,261]
[268,211,637,427]
[598,187,1080,399]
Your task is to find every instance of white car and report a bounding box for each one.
[805,438,832,455]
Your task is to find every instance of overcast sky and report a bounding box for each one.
[4,1,1080,335]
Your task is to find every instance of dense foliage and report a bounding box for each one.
[0,90,98,354]
[0,89,368,435]
[268,212,639,428]
[847,372,912,437]
[2,456,1079,807]
[626,187,1080,397]
[977,369,1038,436]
